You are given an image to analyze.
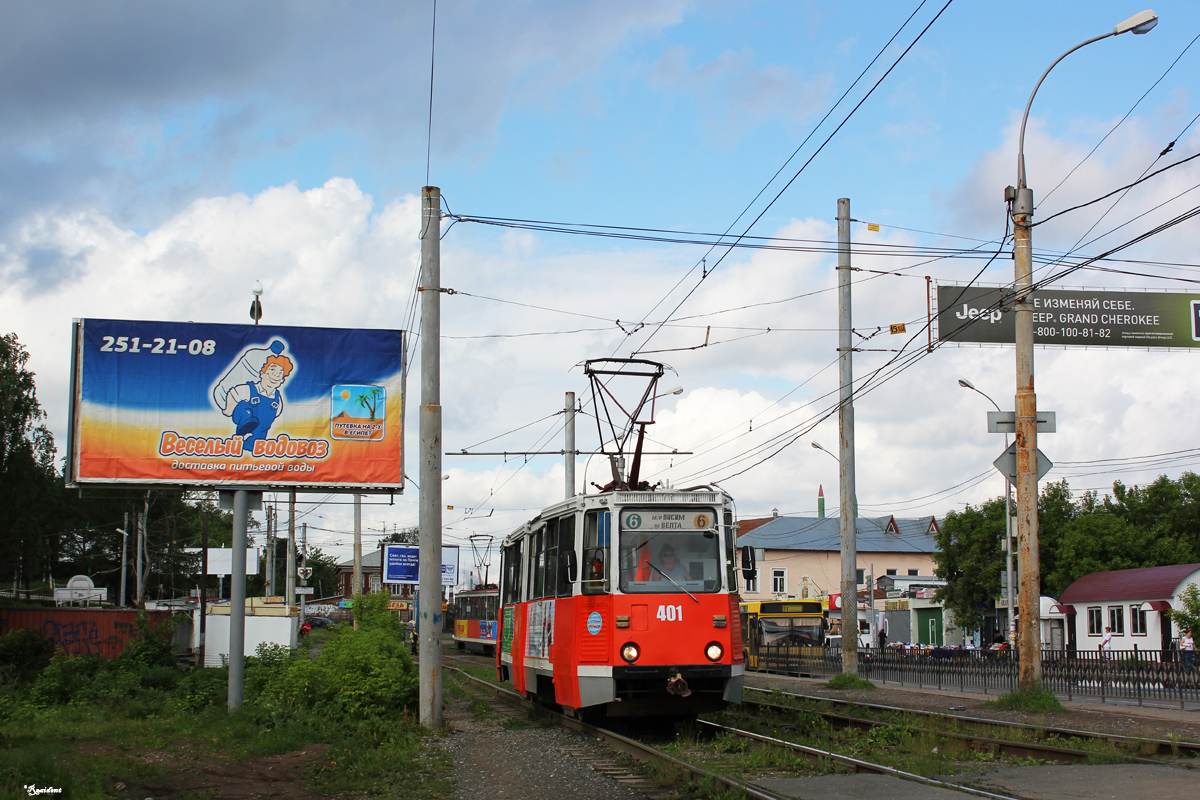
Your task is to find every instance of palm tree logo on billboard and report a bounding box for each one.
[330,385,386,441]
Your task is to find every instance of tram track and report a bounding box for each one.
[447,666,797,800]
[744,685,1200,760]
[448,665,1036,800]
[445,653,1192,799]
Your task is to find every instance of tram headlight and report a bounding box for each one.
[620,642,641,663]
[705,642,724,662]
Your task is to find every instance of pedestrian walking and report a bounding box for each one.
[1100,626,1113,660]
[1182,630,1195,668]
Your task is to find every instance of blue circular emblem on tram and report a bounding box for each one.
[587,611,603,636]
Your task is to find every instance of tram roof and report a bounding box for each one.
[736,514,939,554]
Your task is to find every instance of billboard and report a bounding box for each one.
[936,285,1200,349]
[68,319,405,491]
[382,544,459,586]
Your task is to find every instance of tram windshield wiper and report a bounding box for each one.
[649,562,699,603]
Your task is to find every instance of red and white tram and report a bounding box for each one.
[497,486,745,718]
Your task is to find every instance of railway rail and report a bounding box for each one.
[448,666,796,800]
[444,651,1191,799]
[744,685,1200,759]
[448,665,1042,800]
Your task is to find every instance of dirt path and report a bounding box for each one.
[86,742,329,800]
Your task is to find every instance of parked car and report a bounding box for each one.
[306,616,336,628]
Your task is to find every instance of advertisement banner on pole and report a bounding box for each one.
[936,285,1200,349]
[67,319,405,491]
[382,544,459,586]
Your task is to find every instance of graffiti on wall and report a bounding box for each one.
[41,619,122,658]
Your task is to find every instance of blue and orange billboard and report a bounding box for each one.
[67,319,405,491]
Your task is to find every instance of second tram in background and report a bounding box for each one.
[453,586,500,656]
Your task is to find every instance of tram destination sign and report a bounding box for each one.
[620,509,715,531]
[936,286,1200,349]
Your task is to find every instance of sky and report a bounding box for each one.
[3,1,1200,582]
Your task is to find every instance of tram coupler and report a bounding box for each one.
[666,669,691,697]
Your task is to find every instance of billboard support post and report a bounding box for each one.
[419,185,443,730]
[353,493,362,629]
[228,489,249,710]
[287,493,296,612]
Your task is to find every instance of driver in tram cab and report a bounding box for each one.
[652,543,691,582]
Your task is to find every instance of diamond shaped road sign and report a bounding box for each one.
[993,441,1053,485]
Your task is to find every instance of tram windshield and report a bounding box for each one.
[760,617,823,646]
[617,507,722,594]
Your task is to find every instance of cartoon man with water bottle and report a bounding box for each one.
[212,339,294,447]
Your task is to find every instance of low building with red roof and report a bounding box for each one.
[1054,563,1200,654]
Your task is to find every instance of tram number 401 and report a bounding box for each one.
[656,604,683,622]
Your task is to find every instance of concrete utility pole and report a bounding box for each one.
[300,522,308,626]
[565,391,576,500]
[353,494,362,628]
[287,492,296,607]
[119,512,129,607]
[1009,9,1157,691]
[265,503,274,596]
[419,185,444,729]
[837,197,859,675]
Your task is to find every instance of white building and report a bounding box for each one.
[1053,563,1200,654]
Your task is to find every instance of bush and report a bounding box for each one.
[0,629,53,683]
[351,591,402,634]
[117,611,177,669]
[30,651,106,706]
[984,687,1064,713]
[826,672,876,690]
[176,665,229,712]
[256,627,417,721]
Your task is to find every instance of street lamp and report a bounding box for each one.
[1008,9,1157,690]
[958,378,1016,647]
[811,441,839,463]
[250,280,263,325]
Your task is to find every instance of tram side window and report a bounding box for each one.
[543,518,559,599]
[501,542,522,605]
[532,527,545,599]
[557,514,576,597]
[582,509,610,595]
[724,510,737,592]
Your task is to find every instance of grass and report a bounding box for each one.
[826,672,876,690]
[983,687,1065,714]
[0,618,453,800]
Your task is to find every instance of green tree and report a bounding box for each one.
[0,333,60,596]
[932,497,1007,633]
[304,547,341,599]
[1167,583,1200,638]
[381,525,419,544]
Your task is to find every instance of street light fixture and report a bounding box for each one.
[958,378,1016,647]
[1008,9,1157,690]
[250,280,264,325]
[811,441,839,463]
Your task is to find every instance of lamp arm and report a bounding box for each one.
[1017,31,1115,188]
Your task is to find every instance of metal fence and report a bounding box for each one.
[751,644,1200,707]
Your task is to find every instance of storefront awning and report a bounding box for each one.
[1142,600,1172,611]
[1049,604,1076,615]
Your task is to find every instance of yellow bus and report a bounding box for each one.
[739,600,826,670]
